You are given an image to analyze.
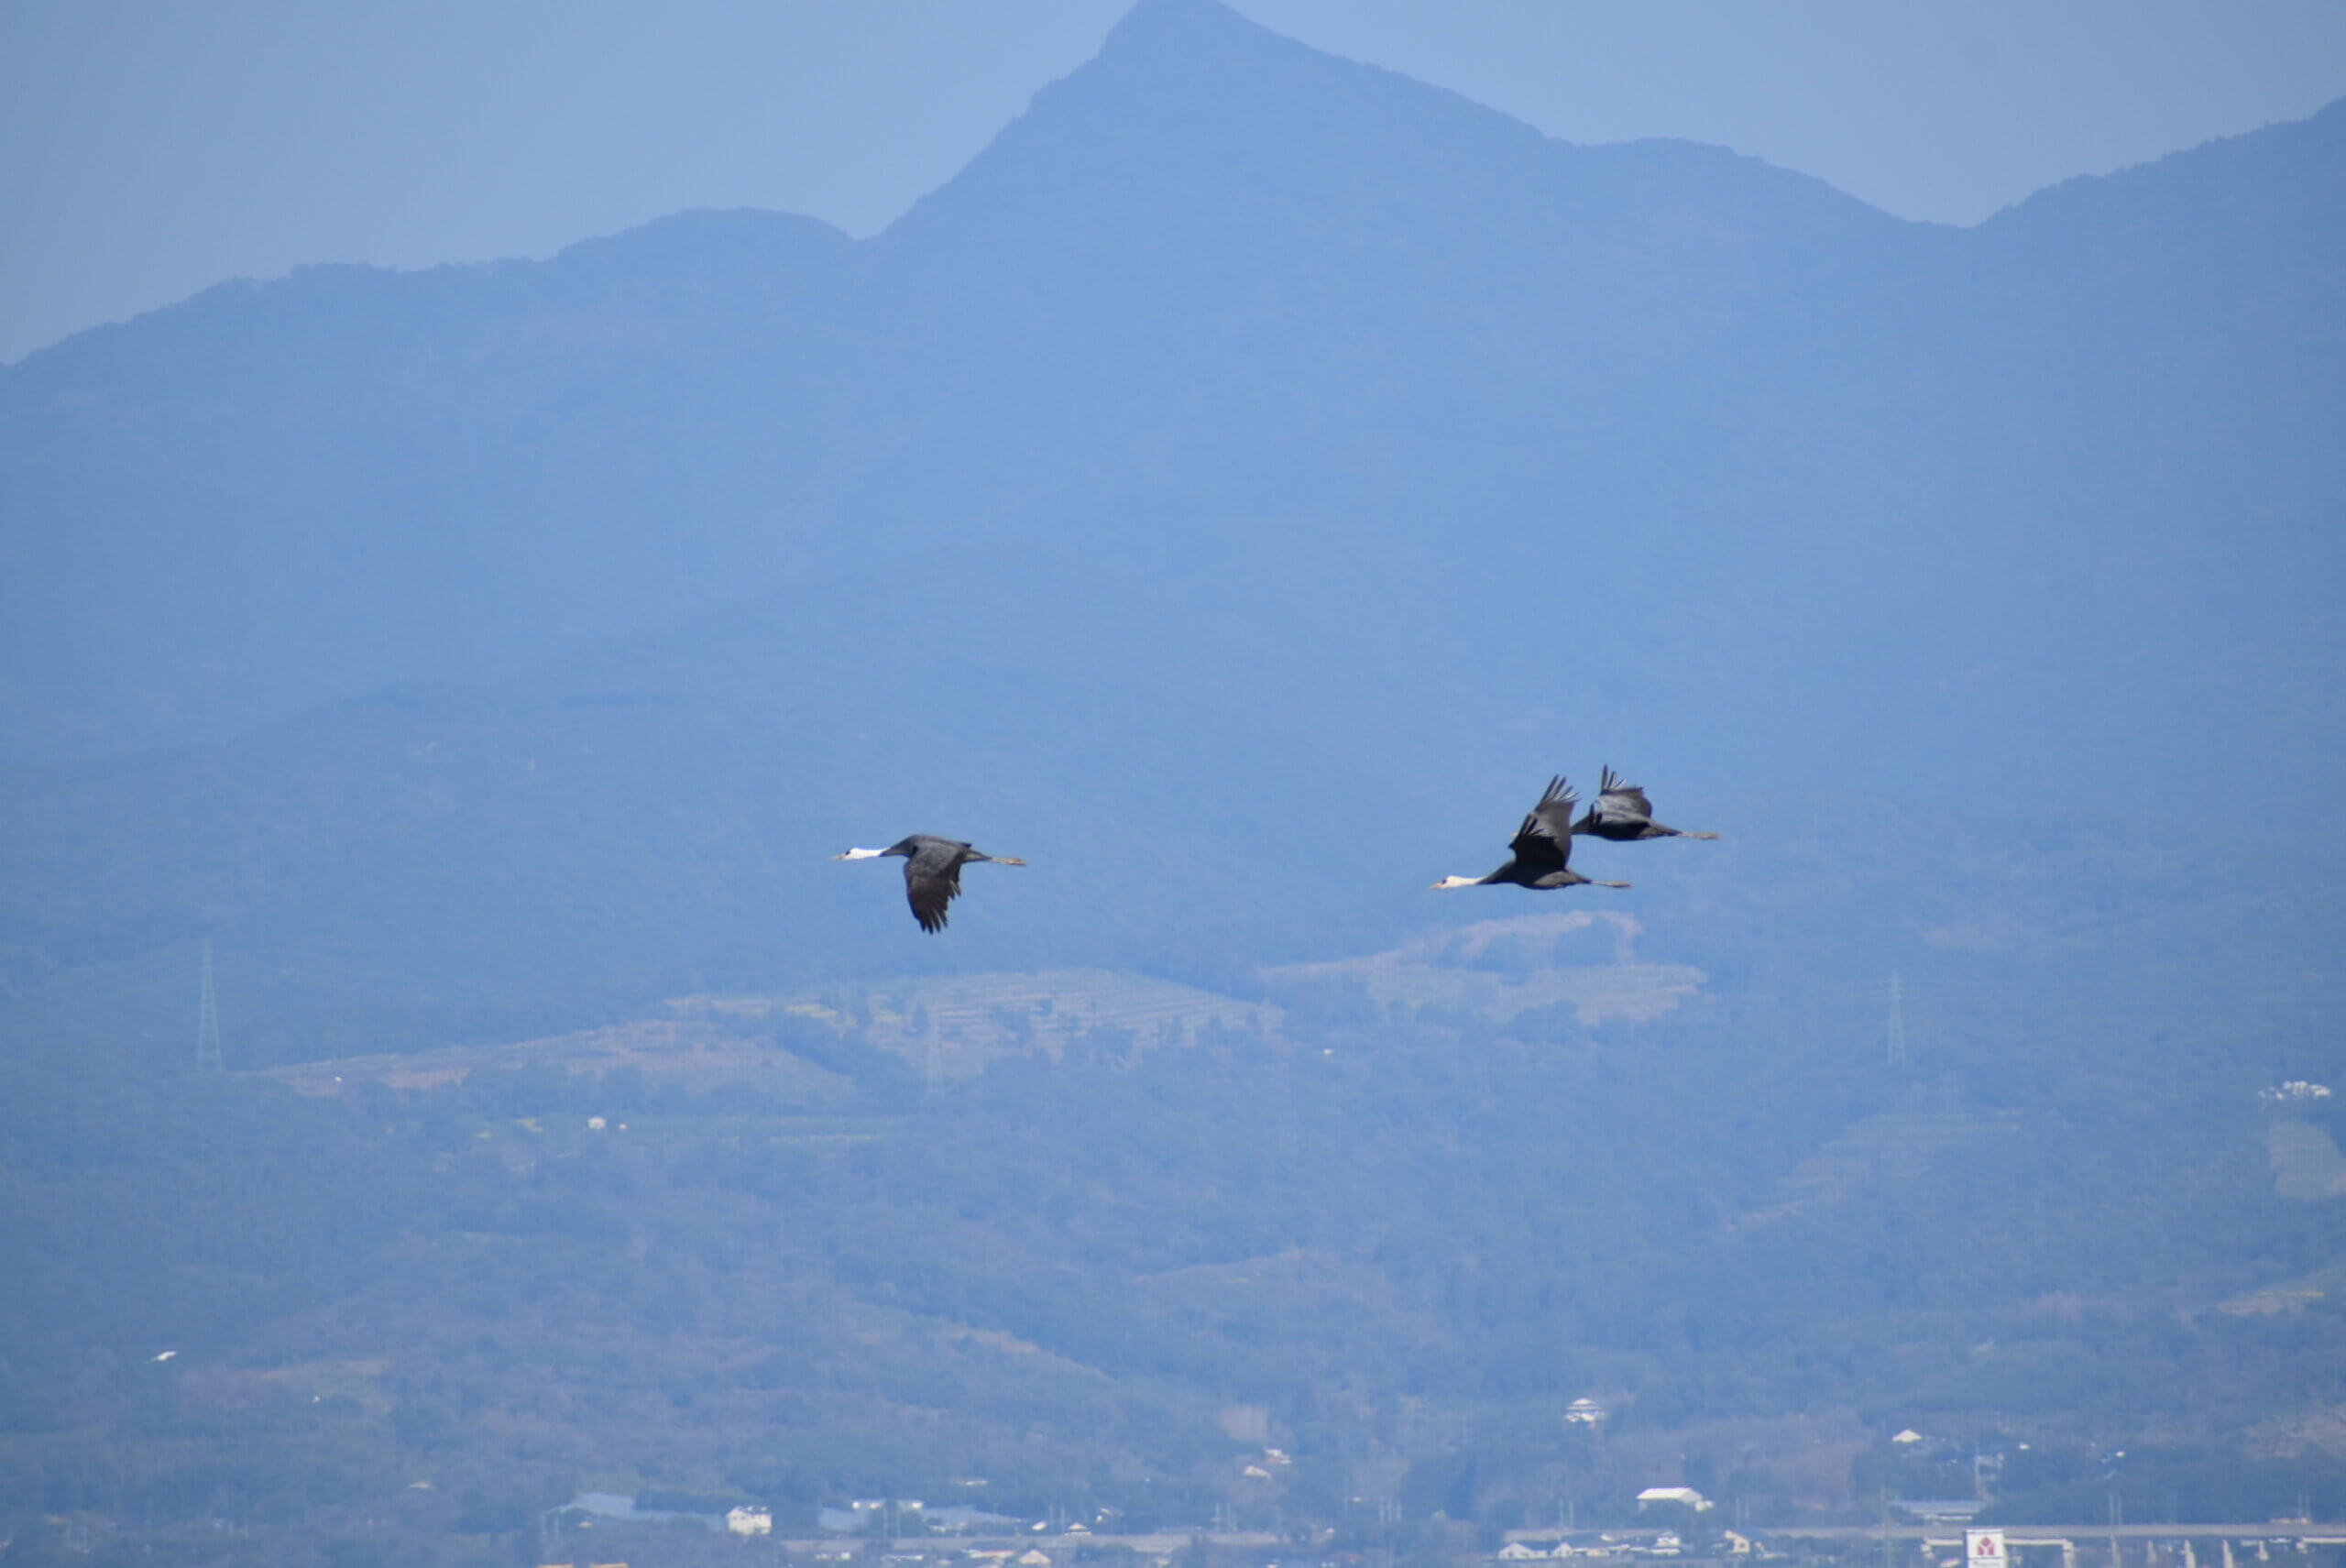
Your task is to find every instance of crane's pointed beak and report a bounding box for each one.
[992,856,1026,866]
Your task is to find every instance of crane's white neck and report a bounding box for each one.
[836,846,887,860]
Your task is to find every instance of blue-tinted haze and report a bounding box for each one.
[0,2,2341,1559]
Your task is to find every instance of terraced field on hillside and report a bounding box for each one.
[1736,1108,2029,1230]
[1262,910,1705,1025]
[676,967,1286,1077]
[261,1014,856,1099]
[263,968,1285,1092]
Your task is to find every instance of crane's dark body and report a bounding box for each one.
[1452,776,1628,892]
[1572,767,1720,841]
[872,835,1024,933]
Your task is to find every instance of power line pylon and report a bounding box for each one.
[195,938,223,1073]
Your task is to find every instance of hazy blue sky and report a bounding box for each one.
[5,0,2343,364]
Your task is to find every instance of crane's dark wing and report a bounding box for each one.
[1507,775,1577,872]
[902,845,967,933]
[1592,766,1656,824]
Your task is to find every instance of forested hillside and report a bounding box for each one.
[5,967,2342,1561]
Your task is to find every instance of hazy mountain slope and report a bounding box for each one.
[4,519,2339,1078]
[856,0,1913,523]
[1814,96,2346,809]
[0,0,1926,768]
[0,208,866,762]
[9,0,2335,803]
[3,0,2341,1058]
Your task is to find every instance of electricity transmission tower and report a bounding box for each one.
[194,938,223,1073]
[1885,970,1908,1067]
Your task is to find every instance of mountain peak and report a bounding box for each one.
[1066,0,1507,132]
[879,0,1551,257]
[1097,0,1272,53]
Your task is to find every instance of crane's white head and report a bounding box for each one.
[833,847,888,861]
[1430,875,1483,890]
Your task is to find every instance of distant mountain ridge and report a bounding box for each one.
[1,0,2341,1047]
[5,0,2336,767]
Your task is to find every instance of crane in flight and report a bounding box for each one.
[836,835,1026,932]
[1573,767,1719,841]
[1432,776,1631,893]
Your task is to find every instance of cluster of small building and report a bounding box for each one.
[1241,1447,1297,1482]
[815,1498,1031,1536]
[1495,1530,1765,1561]
[805,1547,1070,1568]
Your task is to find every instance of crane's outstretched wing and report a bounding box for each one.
[903,847,966,933]
[1508,775,1577,872]
[1589,765,1656,827]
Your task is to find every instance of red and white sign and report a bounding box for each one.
[1967,1530,2009,1565]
